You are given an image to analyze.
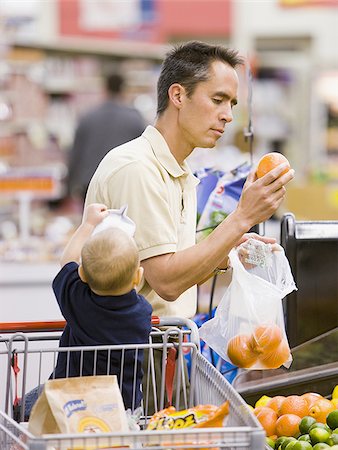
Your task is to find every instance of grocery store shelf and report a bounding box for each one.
[10,36,169,61]
[0,261,59,284]
[43,76,102,94]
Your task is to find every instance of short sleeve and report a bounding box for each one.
[105,161,177,260]
[52,262,81,317]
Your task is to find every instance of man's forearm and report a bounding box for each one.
[130,158,294,301]
[142,210,249,301]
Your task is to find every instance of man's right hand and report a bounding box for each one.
[235,163,295,229]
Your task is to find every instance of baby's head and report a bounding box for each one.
[79,227,142,295]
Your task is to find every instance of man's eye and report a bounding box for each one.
[212,98,222,104]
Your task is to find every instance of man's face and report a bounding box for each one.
[178,60,239,150]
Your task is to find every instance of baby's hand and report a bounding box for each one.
[83,203,109,227]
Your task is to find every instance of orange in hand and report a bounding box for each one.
[256,152,290,178]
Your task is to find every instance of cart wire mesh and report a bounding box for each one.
[0,319,265,450]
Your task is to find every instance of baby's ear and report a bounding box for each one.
[78,264,87,282]
[133,266,144,288]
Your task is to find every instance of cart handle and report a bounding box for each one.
[0,316,161,333]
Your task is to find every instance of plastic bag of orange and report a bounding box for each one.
[199,246,297,370]
[146,401,229,430]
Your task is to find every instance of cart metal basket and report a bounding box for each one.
[0,318,266,450]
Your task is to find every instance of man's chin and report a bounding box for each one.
[202,143,217,149]
[197,139,217,149]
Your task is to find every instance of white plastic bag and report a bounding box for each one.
[199,243,297,370]
[237,239,297,298]
[92,204,136,237]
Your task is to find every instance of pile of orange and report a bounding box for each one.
[252,393,335,439]
[226,324,291,369]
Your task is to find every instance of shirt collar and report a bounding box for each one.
[142,126,199,188]
[91,288,139,310]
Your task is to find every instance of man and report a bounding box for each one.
[85,41,294,318]
[67,72,145,202]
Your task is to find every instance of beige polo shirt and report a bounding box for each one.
[85,125,200,318]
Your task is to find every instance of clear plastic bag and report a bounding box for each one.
[237,239,297,298]
[199,242,297,370]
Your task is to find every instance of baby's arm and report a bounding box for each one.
[60,203,108,267]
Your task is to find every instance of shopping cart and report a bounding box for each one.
[0,317,266,450]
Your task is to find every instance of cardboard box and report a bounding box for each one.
[285,182,338,220]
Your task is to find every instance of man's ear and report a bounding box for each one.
[168,83,186,109]
[78,264,87,282]
[133,266,144,288]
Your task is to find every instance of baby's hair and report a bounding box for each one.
[81,228,139,293]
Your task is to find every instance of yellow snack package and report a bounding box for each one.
[146,401,229,430]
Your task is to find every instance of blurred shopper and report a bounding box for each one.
[22,203,152,418]
[67,72,145,202]
[85,41,294,319]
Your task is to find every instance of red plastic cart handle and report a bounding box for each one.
[0,316,160,333]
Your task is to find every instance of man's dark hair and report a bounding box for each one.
[157,41,244,116]
[105,73,125,95]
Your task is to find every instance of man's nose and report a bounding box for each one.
[220,105,233,123]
